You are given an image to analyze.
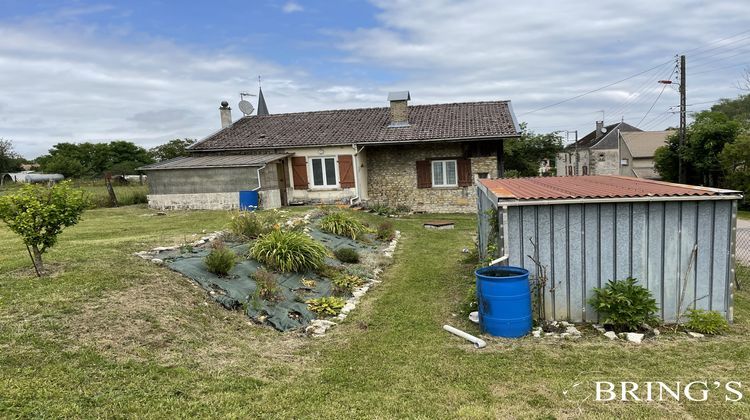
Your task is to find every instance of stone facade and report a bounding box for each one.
[366,143,497,213]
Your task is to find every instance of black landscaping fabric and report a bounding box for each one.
[158,227,381,331]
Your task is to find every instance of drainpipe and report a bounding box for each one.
[253,164,267,192]
[350,144,365,205]
[489,205,510,266]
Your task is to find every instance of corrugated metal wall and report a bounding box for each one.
[148,167,260,194]
[494,200,736,323]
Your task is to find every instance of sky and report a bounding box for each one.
[1,0,749,158]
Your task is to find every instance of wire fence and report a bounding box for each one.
[736,229,750,290]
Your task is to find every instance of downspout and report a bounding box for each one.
[252,164,267,192]
[350,144,365,205]
[443,324,487,349]
[489,204,510,266]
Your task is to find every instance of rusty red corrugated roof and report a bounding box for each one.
[479,175,739,201]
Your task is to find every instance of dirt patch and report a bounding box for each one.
[64,268,312,376]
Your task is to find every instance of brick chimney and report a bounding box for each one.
[220,101,232,128]
[595,121,605,140]
[388,91,410,127]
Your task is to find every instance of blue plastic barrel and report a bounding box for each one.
[475,265,532,338]
[239,190,259,211]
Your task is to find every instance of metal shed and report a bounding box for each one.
[476,175,742,323]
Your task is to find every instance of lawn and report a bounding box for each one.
[1,206,749,418]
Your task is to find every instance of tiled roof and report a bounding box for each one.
[189,101,519,151]
[138,153,289,171]
[479,175,740,203]
[563,122,641,151]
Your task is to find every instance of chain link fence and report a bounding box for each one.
[736,229,750,290]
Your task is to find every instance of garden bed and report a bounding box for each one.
[135,209,398,333]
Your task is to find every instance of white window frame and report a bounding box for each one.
[309,156,339,188]
[431,159,458,187]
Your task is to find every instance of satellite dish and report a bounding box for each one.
[601,127,608,133]
[238,100,255,116]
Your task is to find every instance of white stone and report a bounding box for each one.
[560,321,572,327]
[593,324,606,333]
[565,326,581,336]
[653,329,661,336]
[559,332,570,338]
[151,258,164,265]
[544,332,555,337]
[532,329,542,338]
[469,311,479,324]
[604,331,618,340]
[687,331,705,338]
[625,333,644,344]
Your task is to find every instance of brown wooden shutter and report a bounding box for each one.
[338,155,355,188]
[457,158,472,187]
[416,160,431,188]
[291,156,308,189]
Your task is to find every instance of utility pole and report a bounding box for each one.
[679,54,686,184]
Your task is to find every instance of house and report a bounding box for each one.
[141,91,521,213]
[555,121,671,179]
[555,121,640,177]
[619,131,672,179]
[476,175,741,323]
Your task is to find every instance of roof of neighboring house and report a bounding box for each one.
[479,175,740,204]
[564,122,641,151]
[621,131,673,158]
[138,153,290,171]
[189,101,520,151]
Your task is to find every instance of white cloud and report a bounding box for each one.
[282,2,304,13]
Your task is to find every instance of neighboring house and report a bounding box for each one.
[618,130,672,179]
[140,91,521,213]
[556,121,641,177]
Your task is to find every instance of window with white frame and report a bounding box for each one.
[431,160,457,187]
[310,157,337,187]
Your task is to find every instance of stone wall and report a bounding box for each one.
[590,149,619,175]
[366,144,497,213]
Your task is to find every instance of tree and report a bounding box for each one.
[711,94,750,125]
[37,141,154,178]
[720,133,750,206]
[0,181,87,276]
[0,139,23,173]
[40,155,85,178]
[149,138,197,161]
[654,111,741,186]
[504,124,564,177]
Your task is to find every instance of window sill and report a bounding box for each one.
[308,187,342,191]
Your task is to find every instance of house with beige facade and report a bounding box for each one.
[555,121,670,179]
[140,91,520,213]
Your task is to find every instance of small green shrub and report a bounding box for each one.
[333,247,360,263]
[306,296,346,316]
[460,283,478,316]
[252,269,283,301]
[204,242,237,277]
[319,212,367,240]
[376,221,395,241]
[250,229,327,272]
[228,210,282,239]
[684,309,729,335]
[332,273,364,294]
[588,277,659,332]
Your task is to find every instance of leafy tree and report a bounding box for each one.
[149,138,197,161]
[40,155,85,178]
[0,139,23,173]
[37,141,154,178]
[710,94,750,126]
[0,181,87,276]
[654,111,741,186]
[719,133,750,205]
[504,124,564,177]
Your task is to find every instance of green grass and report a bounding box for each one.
[1,206,749,418]
[1,181,148,208]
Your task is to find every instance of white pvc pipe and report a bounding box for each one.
[443,324,487,349]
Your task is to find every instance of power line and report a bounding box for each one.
[518,59,674,116]
[682,29,750,55]
[692,62,749,76]
[605,61,676,123]
[636,66,675,127]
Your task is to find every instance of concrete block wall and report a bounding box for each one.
[147,192,240,210]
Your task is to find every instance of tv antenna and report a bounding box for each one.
[238,91,256,116]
